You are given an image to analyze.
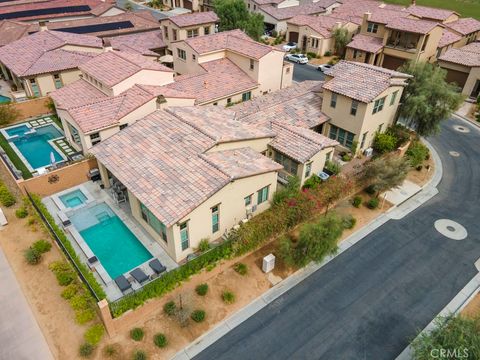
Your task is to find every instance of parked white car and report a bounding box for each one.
[317,64,333,72]
[282,42,297,51]
[285,53,308,64]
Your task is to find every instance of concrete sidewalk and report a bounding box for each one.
[0,246,53,360]
[171,140,443,360]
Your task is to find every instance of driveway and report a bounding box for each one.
[193,117,480,360]
[0,246,53,360]
[290,62,326,82]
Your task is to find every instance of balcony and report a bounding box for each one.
[385,31,421,53]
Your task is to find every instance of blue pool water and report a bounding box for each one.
[8,124,64,170]
[0,95,10,103]
[70,203,153,279]
[59,189,87,208]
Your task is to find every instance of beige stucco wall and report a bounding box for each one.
[257,50,289,93]
[161,19,216,51]
[226,51,259,82]
[199,87,259,106]
[60,44,103,54]
[298,146,334,184]
[462,67,480,97]
[25,69,82,97]
[100,7,125,17]
[111,70,175,95]
[160,97,196,108]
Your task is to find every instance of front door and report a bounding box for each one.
[470,80,480,99]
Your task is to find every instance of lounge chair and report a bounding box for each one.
[114,275,132,293]
[149,259,166,275]
[130,268,149,284]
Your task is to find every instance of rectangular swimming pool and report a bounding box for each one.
[69,203,153,279]
[59,189,87,208]
[7,124,64,170]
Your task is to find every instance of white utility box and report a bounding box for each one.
[262,254,276,273]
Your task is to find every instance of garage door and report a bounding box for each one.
[382,55,406,71]
[444,68,469,89]
[288,31,299,43]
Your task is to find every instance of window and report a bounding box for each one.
[53,74,63,89]
[192,54,196,61]
[329,125,355,148]
[253,4,256,10]
[257,186,269,204]
[372,96,386,114]
[275,152,298,175]
[244,194,252,206]
[311,38,319,48]
[360,132,368,148]
[390,90,398,106]
[350,100,358,116]
[204,26,210,35]
[164,26,168,39]
[227,98,232,105]
[421,34,429,51]
[305,162,312,178]
[29,78,40,97]
[250,59,254,70]
[353,49,359,58]
[68,123,81,147]
[213,102,218,106]
[330,92,337,108]
[247,3,250,8]
[367,22,378,33]
[211,205,219,233]
[119,124,128,130]
[187,29,198,38]
[378,123,383,132]
[242,91,251,102]
[172,29,177,41]
[180,222,189,250]
[177,48,186,60]
[140,202,167,242]
[90,132,101,145]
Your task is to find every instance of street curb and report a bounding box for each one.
[170,140,444,360]
[452,113,480,130]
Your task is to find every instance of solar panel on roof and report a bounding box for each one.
[55,21,135,34]
[0,5,91,20]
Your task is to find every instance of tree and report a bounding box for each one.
[316,176,349,214]
[273,175,300,206]
[411,315,480,360]
[332,27,349,57]
[214,0,265,40]
[0,103,20,126]
[362,156,409,197]
[398,61,464,136]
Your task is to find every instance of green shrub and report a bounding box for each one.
[130,328,144,341]
[222,291,236,304]
[367,198,379,209]
[195,283,209,296]
[153,333,168,348]
[324,160,341,175]
[27,217,36,226]
[306,52,317,59]
[365,185,376,195]
[32,239,52,253]
[132,350,147,360]
[84,324,104,346]
[352,196,362,208]
[324,50,332,56]
[15,207,28,218]
[49,261,76,286]
[191,310,206,323]
[79,343,94,358]
[24,247,42,265]
[341,154,352,162]
[406,141,429,167]
[373,132,397,154]
[70,293,90,310]
[233,262,248,275]
[103,344,119,357]
[75,309,95,325]
[163,301,176,315]
[387,124,410,147]
[0,184,16,207]
[342,215,356,229]
[56,270,75,286]
[61,284,79,299]
[198,238,210,252]
[302,174,322,189]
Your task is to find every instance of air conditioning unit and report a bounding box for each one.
[364,147,373,157]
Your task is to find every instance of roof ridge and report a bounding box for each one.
[165,108,218,143]
[197,152,233,180]
[275,122,326,148]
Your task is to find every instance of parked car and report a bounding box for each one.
[317,64,333,72]
[285,53,308,64]
[282,42,297,51]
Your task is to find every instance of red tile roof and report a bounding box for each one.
[287,14,346,38]
[386,17,441,35]
[347,34,383,53]
[50,78,108,109]
[407,5,457,21]
[446,18,480,36]
[168,11,218,27]
[439,42,480,67]
[108,30,165,56]
[369,7,410,24]
[259,2,326,21]
[0,20,29,46]
[438,29,463,48]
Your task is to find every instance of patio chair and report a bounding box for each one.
[148,259,166,275]
[130,268,149,284]
[114,275,132,294]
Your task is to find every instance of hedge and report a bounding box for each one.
[0,132,32,179]
[29,193,106,300]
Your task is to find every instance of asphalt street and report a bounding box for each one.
[193,118,480,360]
[290,62,326,82]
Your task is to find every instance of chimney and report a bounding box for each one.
[102,38,113,52]
[363,11,372,23]
[38,21,48,31]
[156,95,167,108]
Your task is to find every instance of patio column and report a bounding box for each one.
[98,163,111,189]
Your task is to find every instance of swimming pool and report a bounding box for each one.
[0,95,10,104]
[59,189,87,208]
[69,203,153,279]
[8,124,64,170]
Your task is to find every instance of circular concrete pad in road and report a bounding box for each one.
[434,219,468,240]
[449,151,460,157]
[453,125,470,133]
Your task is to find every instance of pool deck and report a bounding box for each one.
[43,181,178,301]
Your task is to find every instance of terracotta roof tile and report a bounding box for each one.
[287,14,347,38]
[50,78,108,109]
[108,30,165,56]
[0,20,29,46]
[259,2,326,21]
[446,18,480,36]
[168,11,218,27]
[438,29,463,48]
[347,34,383,53]
[386,17,441,35]
[407,5,457,21]
[439,42,480,67]
[323,60,411,103]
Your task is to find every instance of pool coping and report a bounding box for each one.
[0,120,68,174]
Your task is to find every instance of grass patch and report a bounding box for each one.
[383,0,480,19]
[0,132,32,179]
